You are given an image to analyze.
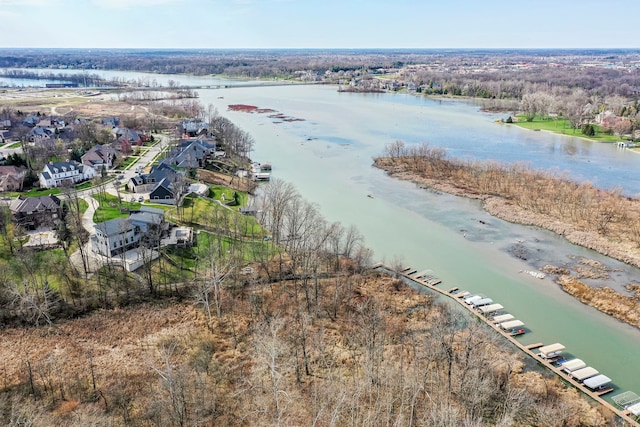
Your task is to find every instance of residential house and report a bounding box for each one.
[0,165,27,191]
[0,129,10,143]
[102,117,120,128]
[149,177,181,205]
[91,206,165,258]
[28,126,54,142]
[22,115,39,128]
[111,138,132,155]
[9,194,63,230]
[39,160,97,189]
[127,163,180,193]
[160,139,215,169]
[180,119,209,137]
[115,127,141,146]
[37,118,66,130]
[81,144,119,171]
[127,174,148,193]
[92,217,140,258]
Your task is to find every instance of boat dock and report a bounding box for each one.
[525,342,544,350]
[375,263,640,426]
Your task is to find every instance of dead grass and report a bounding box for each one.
[0,272,610,426]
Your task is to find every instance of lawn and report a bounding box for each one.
[92,192,140,222]
[168,195,266,237]
[24,187,61,197]
[511,116,623,143]
[118,156,139,170]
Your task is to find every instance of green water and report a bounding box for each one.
[198,85,640,402]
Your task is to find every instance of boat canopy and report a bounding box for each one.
[464,295,482,304]
[471,298,494,307]
[499,320,524,330]
[492,314,514,323]
[571,366,599,381]
[561,359,586,373]
[479,303,503,314]
[627,402,640,416]
[612,391,640,408]
[538,343,565,358]
[583,374,612,390]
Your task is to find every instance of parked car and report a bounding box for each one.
[138,196,144,202]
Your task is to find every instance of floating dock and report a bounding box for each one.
[372,263,639,427]
[525,342,543,350]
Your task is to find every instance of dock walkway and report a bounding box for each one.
[375,264,640,426]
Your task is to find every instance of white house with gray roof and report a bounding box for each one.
[91,206,167,258]
[39,160,97,189]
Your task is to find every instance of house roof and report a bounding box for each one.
[94,217,132,237]
[10,194,61,214]
[115,127,141,142]
[129,175,146,186]
[130,210,164,226]
[42,160,92,176]
[0,165,27,177]
[147,163,179,182]
[140,206,165,216]
[81,144,118,166]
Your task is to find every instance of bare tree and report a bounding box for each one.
[252,316,291,427]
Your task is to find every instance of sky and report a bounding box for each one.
[1,0,639,49]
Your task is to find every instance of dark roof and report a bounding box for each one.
[10,194,61,214]
[42,160,84,175]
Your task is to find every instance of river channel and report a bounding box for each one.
[195,84,640,402]
[6,69,640,401]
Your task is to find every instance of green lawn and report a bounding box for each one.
[168,195,266,237]
[510,116,623,143]
[92,192,140,222]
[25,187,61,197]
[119,156,139,170]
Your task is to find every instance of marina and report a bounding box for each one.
[377,263,640,426]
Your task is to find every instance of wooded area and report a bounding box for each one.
[0,271,610,426]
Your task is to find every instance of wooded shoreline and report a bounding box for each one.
[373,143,640,328]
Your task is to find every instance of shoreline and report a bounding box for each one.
[374,160,640,330]
[381,264,640,427]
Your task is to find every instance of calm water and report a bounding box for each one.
[1,68,273,88]
[195,84,640,400]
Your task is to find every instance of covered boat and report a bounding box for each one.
[538,343,565,359]
[571,367,599,381]
[492,314,514,323]
[561,359,586,373]
[583,374,612,390]
[499,320,524,330]
[479,303,504,314]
